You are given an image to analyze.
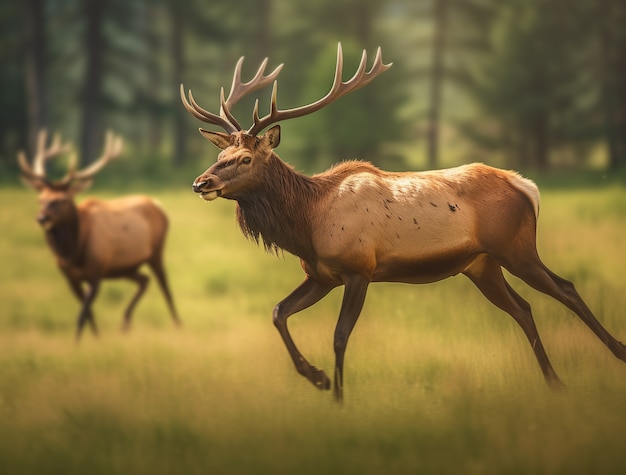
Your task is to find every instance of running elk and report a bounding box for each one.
[19,130,180,340]
[182,44,626,401]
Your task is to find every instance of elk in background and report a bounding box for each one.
[182,44,626,402]
[19,130,180,340]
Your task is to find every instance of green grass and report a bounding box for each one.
[1,183,626,475]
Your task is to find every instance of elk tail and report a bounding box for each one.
[508,172,540,219]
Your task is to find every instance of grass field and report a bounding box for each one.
[1,181,626,475]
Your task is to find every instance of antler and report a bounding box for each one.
[181,43,391,136]
[248,43,392,135]
[18,129,74,180]
[71,131,123,181]
[180,57,283,134]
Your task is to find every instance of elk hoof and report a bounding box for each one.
[547,378,568,393]
[309,368,331,390]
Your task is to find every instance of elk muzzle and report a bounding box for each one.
[192,174,224,201]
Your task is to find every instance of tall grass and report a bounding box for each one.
[1,184,625,475]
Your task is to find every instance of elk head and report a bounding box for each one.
[181,43,392,201]
[18,130,123,230]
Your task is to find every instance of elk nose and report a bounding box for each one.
[192,180,207,193]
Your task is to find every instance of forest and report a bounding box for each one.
[1,0,626,180]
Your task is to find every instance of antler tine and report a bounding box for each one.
[219,86,242,131]
[219,57,284,132]
[57,148,79,186]
[72,131,124,180]
[250,78,276,129]
[247,43,392,136]
[180,54,283,135]
[369,46,391,81]
[19,129,73,179]
[17,150,35,177]
[32,129,50,177]
[348,49,369,89]
[224,57,283,107]
[180,84,239,134]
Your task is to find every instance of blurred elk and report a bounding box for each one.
[19,130,180,340]
[182,44,626,402]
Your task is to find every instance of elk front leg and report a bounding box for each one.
[76,280,100,342]
[333,275,369,403]
[273,277,335,390]
[66,277,99,336]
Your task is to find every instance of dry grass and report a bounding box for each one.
[1,184,626,475]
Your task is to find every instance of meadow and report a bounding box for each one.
[1,180,626,475]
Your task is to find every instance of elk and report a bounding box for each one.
[19,130,180,340]
[182,44,626,402]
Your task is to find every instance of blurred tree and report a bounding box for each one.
[254,0,272,60]
[427,0,448,168]
[0,2,28,173]
[3,0,622,178]
[170,0,186,166]
[24,0,47,154]
[596,0,626,170]
[272,0,407,171]
[454,0,597,169]
[171,0,241,166]
[79,0,105,164]
[290,41,405,170]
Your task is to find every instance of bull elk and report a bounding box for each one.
[182,44,626,401]
[19,130,180,340]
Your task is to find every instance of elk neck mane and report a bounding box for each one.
[45,209,83,264]
[236,153,319,258]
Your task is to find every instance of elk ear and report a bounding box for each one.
[199,129,232,150]
[262,125,281,149]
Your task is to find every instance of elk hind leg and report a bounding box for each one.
[148,256,181,326]
[503,253,626,362]
[122,271,149,331]
[464,254,565,390]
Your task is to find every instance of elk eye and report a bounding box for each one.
[242,156,252,164]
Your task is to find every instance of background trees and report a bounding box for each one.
[1,0,624,179]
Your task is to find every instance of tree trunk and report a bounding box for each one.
[80,0,104,164]
[597,0,626,170]
[144,2,164,157]
[254,0,272,60]
[170,0,185,167]
[427,0,447,169]
[24,0,47,155]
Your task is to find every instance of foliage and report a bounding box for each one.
[1,0,625,176]
[455,0,599,169]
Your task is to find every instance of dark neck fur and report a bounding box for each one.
[45,212,81,264]
[235,154,325,261]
